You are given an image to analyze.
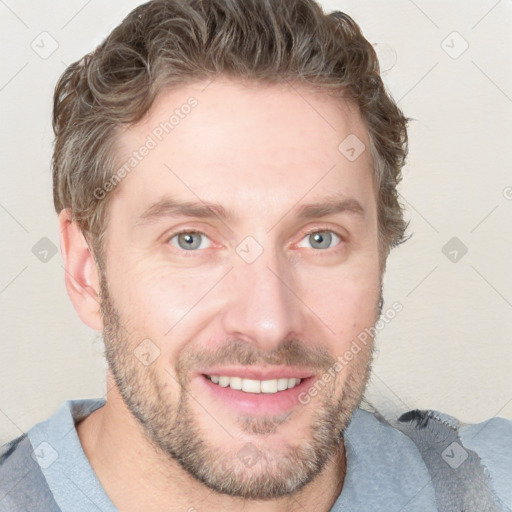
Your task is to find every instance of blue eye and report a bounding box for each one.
[169,231,212,251]
[297,230,341,250]
[167,229,343,254]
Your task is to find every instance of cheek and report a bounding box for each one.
[108,260,218,355]
[297,260,380,341]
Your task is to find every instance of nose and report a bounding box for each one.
[220,245,307,352]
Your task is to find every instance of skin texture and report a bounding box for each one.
[60,78,382,512]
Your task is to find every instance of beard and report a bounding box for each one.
[98,267,377,500]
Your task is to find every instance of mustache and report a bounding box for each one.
[177,338,336,375]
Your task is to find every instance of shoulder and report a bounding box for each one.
[393,409,512,511]
[0,433,61,511]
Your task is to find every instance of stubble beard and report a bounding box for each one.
[98,269,376,500]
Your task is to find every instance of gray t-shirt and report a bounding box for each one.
[1,398,511,511]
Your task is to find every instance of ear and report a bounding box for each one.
[58,209,103,331]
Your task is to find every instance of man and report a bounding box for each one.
[1,0,511,510]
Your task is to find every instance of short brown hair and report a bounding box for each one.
[52,0,409,269]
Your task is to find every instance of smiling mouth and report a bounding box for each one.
[204,374,303,394]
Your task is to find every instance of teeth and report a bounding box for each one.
[207,375,302,394]
[260,379,277,393]
[242,379,261,393]
[230,376,242,390]
[277,378,289,391]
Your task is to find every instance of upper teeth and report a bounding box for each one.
[208,375,302,394]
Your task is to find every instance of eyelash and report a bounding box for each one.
[166,227,345,256]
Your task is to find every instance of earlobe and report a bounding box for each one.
[58,209,103,331]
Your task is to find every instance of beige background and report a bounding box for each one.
[1,0,511,445]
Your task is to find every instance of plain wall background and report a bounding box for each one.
[1,0,511,445]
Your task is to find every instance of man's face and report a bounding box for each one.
[98,78,381,499]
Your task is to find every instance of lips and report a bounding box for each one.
[196,366,315,381]
[195,367,317,416]
[206,374,302,394]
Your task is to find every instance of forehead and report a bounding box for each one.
[111,78,375,222]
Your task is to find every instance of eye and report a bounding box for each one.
[297,230,342,250]
[168,231,212,251]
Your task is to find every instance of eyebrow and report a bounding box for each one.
[135,194,366,225]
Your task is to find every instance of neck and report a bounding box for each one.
[76,386,347,512]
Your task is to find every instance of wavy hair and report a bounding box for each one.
[52,0,409,268]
